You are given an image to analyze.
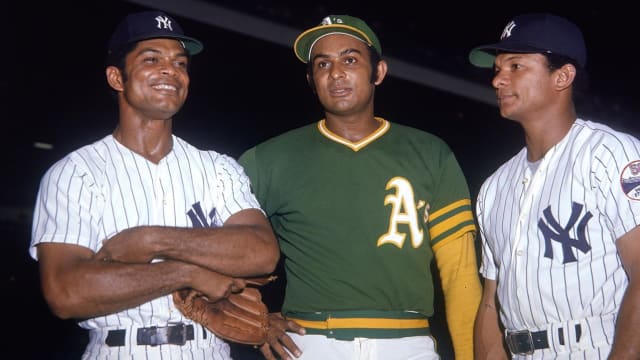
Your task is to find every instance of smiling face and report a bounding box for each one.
[308,34,381,118]
[108,38,190,121]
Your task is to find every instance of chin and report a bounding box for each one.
[498,105,516,120]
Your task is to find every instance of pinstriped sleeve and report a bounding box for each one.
[30,154,104,260]
[237,148,257,190]
[592,133,640,238]
[210,153,262,225]
[476,179,497,280]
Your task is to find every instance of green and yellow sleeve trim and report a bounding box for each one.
[428,199,476,249]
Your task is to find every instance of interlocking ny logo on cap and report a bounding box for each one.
[155,15,173,31]
[500,21,516,40]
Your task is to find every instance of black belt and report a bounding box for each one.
[506,324,582,355]
[106,323,202,347]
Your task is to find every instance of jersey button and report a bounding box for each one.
[516,250,523,256]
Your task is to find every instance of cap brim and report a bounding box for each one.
[294,25,372,63]
[179,37,204,55]
[469,42,547,68]
[121,34,204,55]
[156,35,203,55]
[469,47,497,68]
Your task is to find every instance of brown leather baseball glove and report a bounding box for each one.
[172,276,276,345]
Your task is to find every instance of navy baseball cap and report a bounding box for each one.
[294,15,381,63]
[108,10,203,56]
[469,13,586,68]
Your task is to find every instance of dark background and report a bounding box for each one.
[4,1,639,358]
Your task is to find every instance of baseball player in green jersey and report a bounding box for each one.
[238,15,481,360]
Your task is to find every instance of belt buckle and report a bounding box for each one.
[138,323,187,346]
[138,326,161,346]
[167,323,188,346]
[506,329,535,355]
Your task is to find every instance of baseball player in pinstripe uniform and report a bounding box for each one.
[29,10,278,359]
[469,13,640,359]
[238,15,482,360]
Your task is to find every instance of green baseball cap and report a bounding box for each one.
[293,15,382,63]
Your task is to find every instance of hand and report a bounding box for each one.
[191,270,247,302]
[95,227,156,263]
[259,312,305,360]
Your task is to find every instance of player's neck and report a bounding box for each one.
[523,118,575,162]
[113,124,174,164]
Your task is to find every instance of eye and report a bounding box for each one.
[175,60,188,69]
[344,56,357,65]
[143,56,158,64]
[317,60,329,69]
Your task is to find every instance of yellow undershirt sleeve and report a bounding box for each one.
[433,231,482,359]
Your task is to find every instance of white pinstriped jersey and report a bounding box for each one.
[477,119,640,357]
[30,134,260,359]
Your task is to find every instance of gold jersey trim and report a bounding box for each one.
[287,317,429,330]
[317,117,390,152]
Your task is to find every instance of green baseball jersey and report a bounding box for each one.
[238,118,474,317]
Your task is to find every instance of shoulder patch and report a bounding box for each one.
[620,160,640,200]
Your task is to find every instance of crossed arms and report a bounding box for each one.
[37,208,279,320]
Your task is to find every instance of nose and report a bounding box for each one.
[492,70,508,89]
[329,63,345,79]
[159,59,177,76]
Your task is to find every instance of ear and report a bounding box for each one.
[373,59,388,85]
[554,63,576,91]
[306,72,316,93]
[106,66,124,92]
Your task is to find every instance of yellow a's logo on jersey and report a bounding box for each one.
[377,177,424,248]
